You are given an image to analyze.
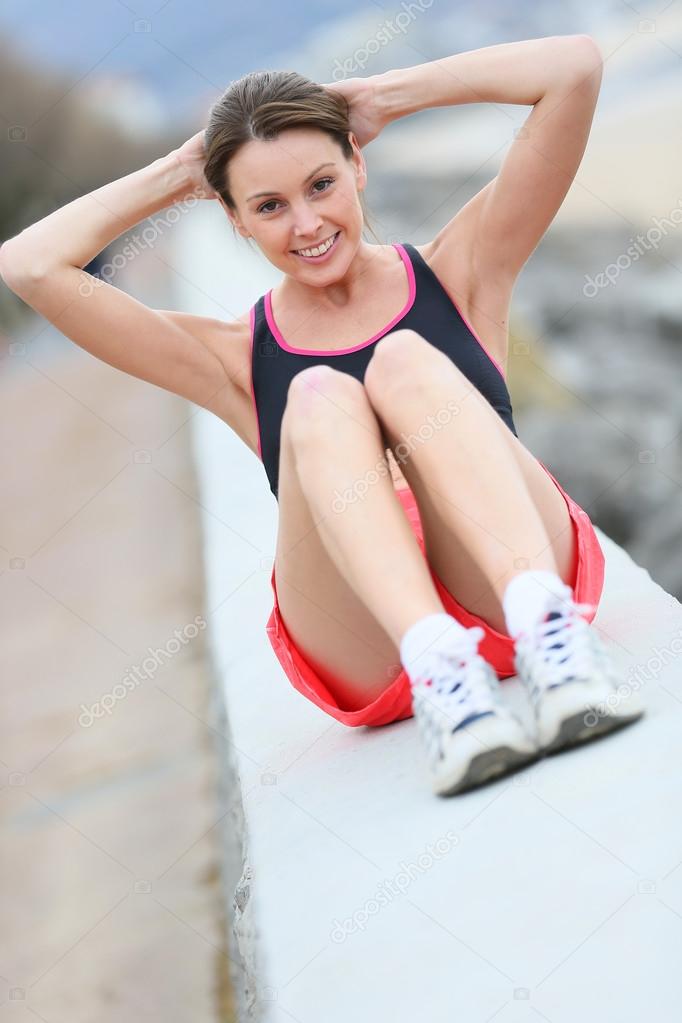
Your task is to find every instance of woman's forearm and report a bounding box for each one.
[0,152,194,282]
[376,35,601,120]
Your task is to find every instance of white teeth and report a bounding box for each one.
[295,233,337,257]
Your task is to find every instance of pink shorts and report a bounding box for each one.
[265,459,605,728]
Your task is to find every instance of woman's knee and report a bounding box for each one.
[364,329,455,403]
[282,365,371,446]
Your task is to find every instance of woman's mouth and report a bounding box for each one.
[291,231,341,262]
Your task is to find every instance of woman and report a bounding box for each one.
[0,35,644,799]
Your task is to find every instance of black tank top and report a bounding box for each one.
[249,242,517,500]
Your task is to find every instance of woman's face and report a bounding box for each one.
[224,126,367,281]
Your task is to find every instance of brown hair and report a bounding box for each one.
[203,70,380,243]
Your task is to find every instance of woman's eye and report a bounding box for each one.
[313,176,334,193]
[257,177,334,215]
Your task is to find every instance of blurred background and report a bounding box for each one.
[1,1,680,1020]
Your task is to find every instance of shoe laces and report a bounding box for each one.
[517,598,600,699]
[411,626,500,724]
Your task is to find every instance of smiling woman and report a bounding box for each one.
[202,69,381,256]
[193,54,642,797]
[0,46,643,803]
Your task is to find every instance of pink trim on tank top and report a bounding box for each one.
[248,304,263,461]
[445,290,507,382]
[264,243,417,356]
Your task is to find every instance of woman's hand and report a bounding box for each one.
[170,130,219,200]
[320,76,390,148]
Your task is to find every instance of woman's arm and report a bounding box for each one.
[0,153,194,278]
[0,138,239,414]
[376,35,601,116]
[373,35,603,281]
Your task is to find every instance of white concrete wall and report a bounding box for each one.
[176,208,682,1022]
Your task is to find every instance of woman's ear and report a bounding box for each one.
[219,197,251,238]
[348,135,367,192]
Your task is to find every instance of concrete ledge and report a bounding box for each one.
[191,405,682,1023]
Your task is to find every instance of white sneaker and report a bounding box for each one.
[513,597,645,755]
[409,626,539,797]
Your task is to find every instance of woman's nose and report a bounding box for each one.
[291,203,324,239]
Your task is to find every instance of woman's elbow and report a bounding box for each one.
[0,241,48,294]
[571,34,604,82]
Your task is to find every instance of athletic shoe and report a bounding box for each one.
[409,626,539,797]
[513,594,645,755]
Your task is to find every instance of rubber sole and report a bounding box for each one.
[434,744,539,797]
[541,706,644,757]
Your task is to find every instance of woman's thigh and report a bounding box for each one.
[363,332,577,634]
[503,431,577,575]
[274,395,407,711]
[413,425,577,631]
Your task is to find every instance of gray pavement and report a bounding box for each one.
[1,282,236,1019]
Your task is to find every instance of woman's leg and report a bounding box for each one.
[364,330,577,635]
[274,365,450,709]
